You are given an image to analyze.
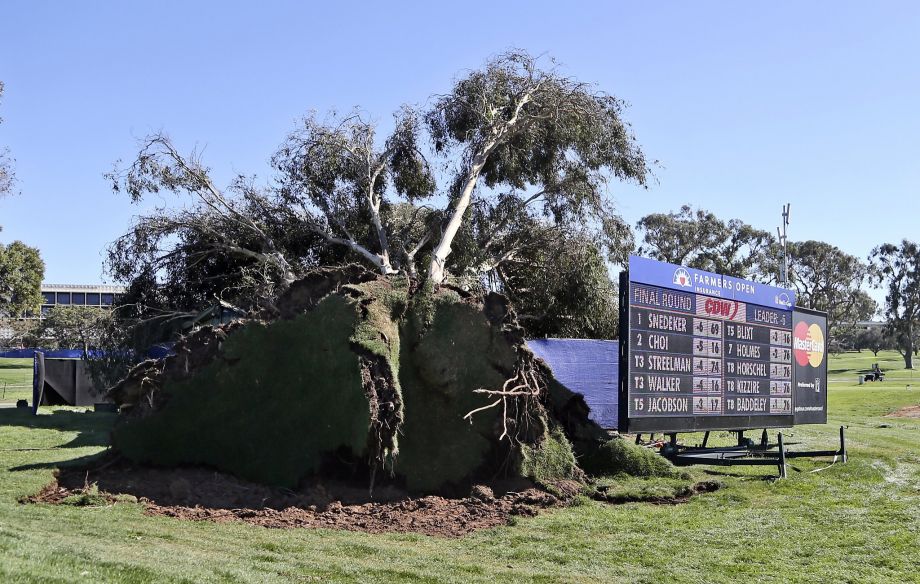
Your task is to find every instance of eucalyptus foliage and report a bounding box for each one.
[637,205,773,280]
[106,51,649,337]
[871,239,920,369]
[786,240,876,344]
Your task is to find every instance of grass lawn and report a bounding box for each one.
[0,352,918,583]
[0,358,32,405]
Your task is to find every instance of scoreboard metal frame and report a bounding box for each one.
[618,256,827,434]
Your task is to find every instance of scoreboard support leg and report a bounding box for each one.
[783,426,848,461]
[661,434,679,457]
[777,432,787,479]
[660,427,846,478]
[840,426,848,463]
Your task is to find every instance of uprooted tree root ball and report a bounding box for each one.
[106,270,601,494]
[100,268,685,505]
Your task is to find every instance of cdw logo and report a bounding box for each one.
[703,298,739,320]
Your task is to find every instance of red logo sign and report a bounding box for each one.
[703,298,739,320]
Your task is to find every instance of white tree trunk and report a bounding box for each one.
[427,155,487,284]
[368,201,394,275]
[426,91,533,283]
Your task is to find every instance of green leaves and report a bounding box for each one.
[37,305,111,354]
[786,241,876,346]
[870,240,920,367]
[637,205,773,280]
[0,240,44,317]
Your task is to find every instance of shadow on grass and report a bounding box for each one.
[0,361,32,369]
[10,450,114,472]
[0,408,115,452]
[701,469,779,481]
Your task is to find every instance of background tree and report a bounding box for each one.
[489,228,620,339]
[0,241,44,317]
[786,240,876,346]
[0,81,14,197]
[636,205,774,279]
[871,239,920,369]
[855,327,893,357]
[36,305,112,358]
[0,317,40,348]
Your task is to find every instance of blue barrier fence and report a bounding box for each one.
[527,338,619,429]
[0,344,175,360]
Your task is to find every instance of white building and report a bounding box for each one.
[39,284,126,316]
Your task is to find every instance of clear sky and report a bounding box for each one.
[1,1,918,296]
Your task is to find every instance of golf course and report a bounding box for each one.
[1,350,917,583]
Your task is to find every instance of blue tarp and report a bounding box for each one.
[527,338,619,429]
[146,344,175,359]
[0,348,85,359]
[0,344,175,360]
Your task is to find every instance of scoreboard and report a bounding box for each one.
[619,256,827,433]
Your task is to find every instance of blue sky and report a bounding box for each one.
[1,1,918,297]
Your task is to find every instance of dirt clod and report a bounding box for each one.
[471,484,495,501]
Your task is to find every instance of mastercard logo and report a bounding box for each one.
[793,322,825,367]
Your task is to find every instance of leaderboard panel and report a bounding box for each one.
[627,282,792,421]
[618,255,803,433]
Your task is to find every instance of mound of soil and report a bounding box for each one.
[24,459,562,537]
[886,404,920,419]
[107,277,607,494]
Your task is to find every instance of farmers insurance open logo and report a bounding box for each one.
[793,322,825,367]
[673,267,693,288]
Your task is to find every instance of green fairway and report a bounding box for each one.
[0,358,32,405]
[0,352,918,583]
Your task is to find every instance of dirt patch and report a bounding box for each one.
[23,459,561,537]
[144,492,555,536]
[886,405,920,419]
[24,459,720,536]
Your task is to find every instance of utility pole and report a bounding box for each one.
[776,203,791,286]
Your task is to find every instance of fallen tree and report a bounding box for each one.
[108,270,615,494]
[100,51,663,496]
